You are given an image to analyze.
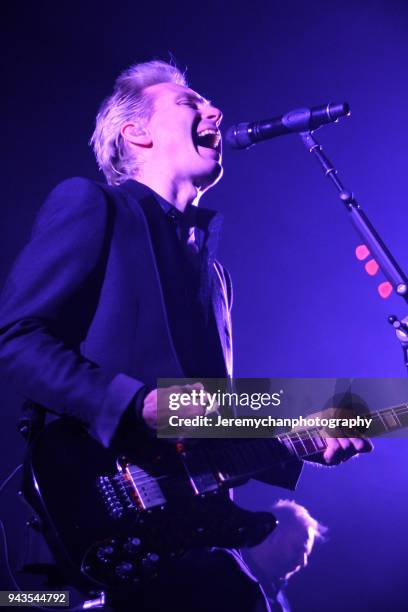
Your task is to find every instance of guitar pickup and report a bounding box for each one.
[125,465,167,510]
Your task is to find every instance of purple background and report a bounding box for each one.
[1,1,408,609]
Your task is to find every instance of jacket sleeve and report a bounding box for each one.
[254,449,303,490]
[0,177,144,447]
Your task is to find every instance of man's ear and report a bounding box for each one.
[121,123,152,147]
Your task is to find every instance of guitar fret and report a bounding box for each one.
[376,410,389,432]
[307,428,327,452]
[302,430,321,454]
[291,435,307,457]
[281,433,298,456]
[300,431,315,454]
[285,429,325,458]
[397,403,408,420]
[383,409,401,430]
[391,408,402,427]
[297,433,309,456]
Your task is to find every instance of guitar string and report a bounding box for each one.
[112,405,408,490]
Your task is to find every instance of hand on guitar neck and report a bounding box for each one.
[305,436,373,466]
[298,407,374,466]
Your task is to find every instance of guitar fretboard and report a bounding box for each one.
[206,432,325,485]
[366,404,408,435]
[204,403,408,485]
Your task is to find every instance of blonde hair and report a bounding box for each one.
[90,60,188,186]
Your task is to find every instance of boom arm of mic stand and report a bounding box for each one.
[299,130,408,371]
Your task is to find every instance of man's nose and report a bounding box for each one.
[203,104,223,126]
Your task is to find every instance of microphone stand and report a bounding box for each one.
[299,130,408,372]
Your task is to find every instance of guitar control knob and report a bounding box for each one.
[142,552,160,568]
[115,561,134,579]
[96,545,115,564]
[124,537,142,554]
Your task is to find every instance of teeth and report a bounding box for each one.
[196,128,221,149]
[198,129,219,137]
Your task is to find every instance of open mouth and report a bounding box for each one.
[195,128,221,154]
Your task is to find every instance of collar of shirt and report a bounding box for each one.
[154,191,219,236]
[121,179,223,258]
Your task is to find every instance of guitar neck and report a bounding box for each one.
[206,430,326,487]
[363,403,408,435]
[207,402,408,486]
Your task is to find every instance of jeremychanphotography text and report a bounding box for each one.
[167,414,373,431]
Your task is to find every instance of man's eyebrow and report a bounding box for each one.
[176,92,210,105]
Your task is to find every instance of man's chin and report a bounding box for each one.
[195,162,223,193]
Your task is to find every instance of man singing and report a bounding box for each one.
[0,60,371,611]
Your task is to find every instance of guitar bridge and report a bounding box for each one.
[97,472,139,518]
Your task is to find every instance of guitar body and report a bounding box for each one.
[23,418,276,595]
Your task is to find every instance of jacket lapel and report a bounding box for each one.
[119,179,231,377]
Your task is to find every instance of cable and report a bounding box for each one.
[0,464,23,494]
[0,464,105,610]
[0,464,51,610]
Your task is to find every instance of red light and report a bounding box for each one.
[378,282,393,299]
[176,442,185,454]
[356,244,370,261]
[364,259,379,276]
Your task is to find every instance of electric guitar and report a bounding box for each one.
[22,403,408,595]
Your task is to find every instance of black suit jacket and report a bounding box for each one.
[0,177,301,487]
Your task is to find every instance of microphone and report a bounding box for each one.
[225,102,350,149]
